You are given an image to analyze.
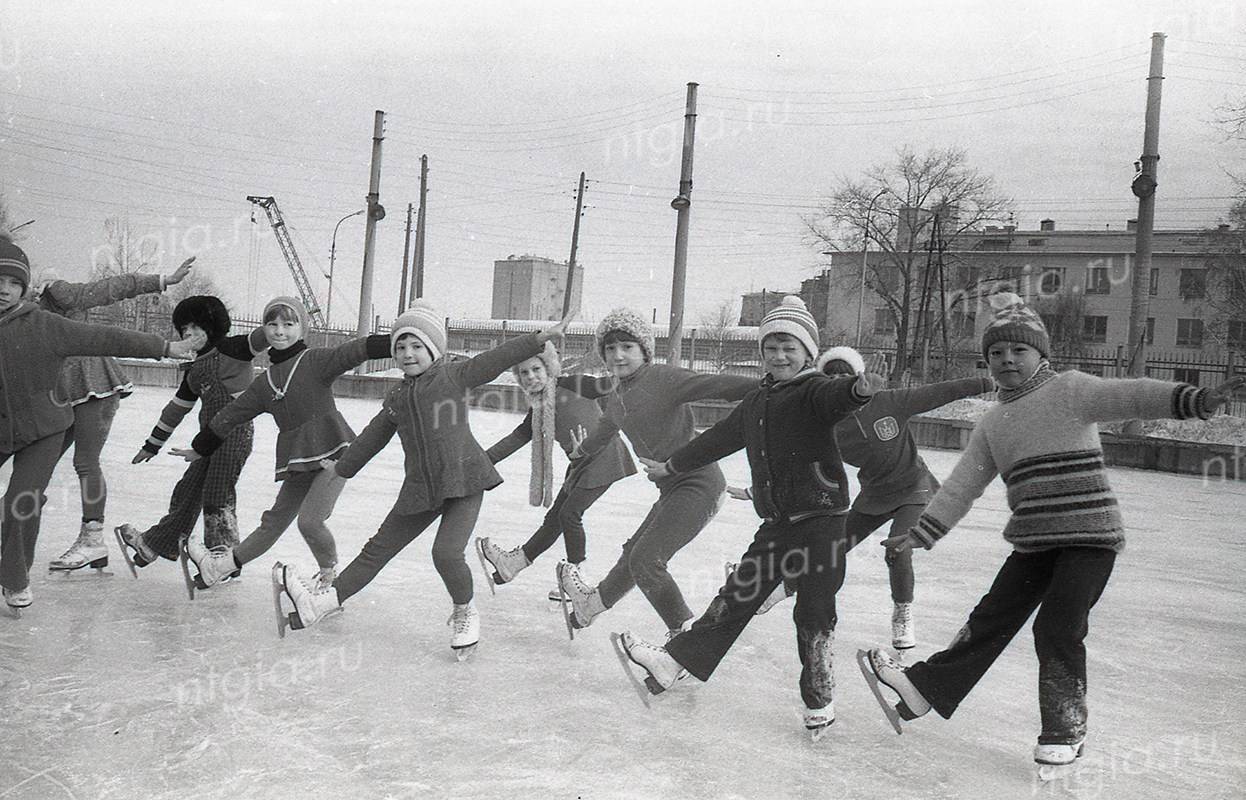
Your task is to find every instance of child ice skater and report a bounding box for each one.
[0,239,200,611]
[476,342,636,593]
[41,256,197,572]
[273,302,572,657]
[555,307,756,636]
[167,296,391,593]
[114,296,267,573]
[864,293,1244,773]
[818,346,994,651]
[619,296,881,737]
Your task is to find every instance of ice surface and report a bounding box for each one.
[1,387,1243,799]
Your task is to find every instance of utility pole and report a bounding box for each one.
[563,172,586,317]
[358,110,386,337]
[412,154,428,303]
[398,202,414,316]
[668,82,698,366]
[1125,33,1165,435]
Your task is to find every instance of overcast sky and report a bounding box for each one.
[2,0,1243,328]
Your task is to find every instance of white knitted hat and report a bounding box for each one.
[759,296,819,362]
[392,299,446,360]
[816,346,866,376]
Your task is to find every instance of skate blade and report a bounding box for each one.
[112,528,138,579]
[272,562,289,639]
[856,649,904,735]
[453,643,477,662]
[2,604,20,620]
[49,560,113,577]
[178,541,196,601]
[809,723,834,742]
[610,633,653,709]
[474,538,496,596]
[557,574,576,641]
[1036,761,1083,782]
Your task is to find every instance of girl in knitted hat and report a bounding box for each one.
[273,303,574,658]
[863,292,1245,777]
[113,296,267,577]
[618,296,882,738]
[475,341,636,595]
[0,239,201,613]
[555,305,756,638]
[154,296,391,599]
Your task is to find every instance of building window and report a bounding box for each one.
[1039,269,1063,295]
[872,308,896,336]
[1028,238,1047,247]
[1082,315,1108,343]
[1179,269,1206,300]
[1145,317,1155,346]
[1228,320,1246,350]
[1174,367,1200,385]
[1085,266,1111,295]
[1175,318,1204,347]
[1149,268,1159,297]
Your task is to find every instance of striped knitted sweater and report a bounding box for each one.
[911,369,1209,553]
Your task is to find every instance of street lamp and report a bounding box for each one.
[328,209,366,330]
[856,188,891,348]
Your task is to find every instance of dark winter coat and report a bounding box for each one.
[336,332,545,514]
[668,370,871,523]
[0,301,166,453]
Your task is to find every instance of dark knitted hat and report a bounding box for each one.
[981,292,1050,359]
[173,296,231,349]
[0,239,31,293]
[596,307,655,362]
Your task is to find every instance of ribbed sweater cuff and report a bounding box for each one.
[911,516,947,549]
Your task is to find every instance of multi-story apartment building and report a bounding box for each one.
[491,255,584,321]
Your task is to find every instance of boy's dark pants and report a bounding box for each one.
[0,434,64,591]
[666,514,849,711]
[905,546,1115,744]
[521,482,610,566]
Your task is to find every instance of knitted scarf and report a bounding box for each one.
[998,360,1058,403]
[524,341,559,507]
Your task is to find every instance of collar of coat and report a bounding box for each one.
[0,301,36,325]
[761,367,822,389]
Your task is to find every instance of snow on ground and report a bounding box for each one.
[1,386,1244,799]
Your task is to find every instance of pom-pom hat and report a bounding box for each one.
[759,296,819,362]
[392,300,446,360]
[981,292,1050,359]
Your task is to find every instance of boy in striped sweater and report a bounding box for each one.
[864,293,1243,771]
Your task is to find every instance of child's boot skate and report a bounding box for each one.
[556,561,605,639]
[184,536,239,591]
[478,537,530,586]
[1035,738,1086,781]
[612,631,686,704]
[2,586,32,617]
[49,521,109,573]
[272,562,341,637]
[313,564,337,592]
[858,647,930,734]
[803,702,836,742]
[113,524,155,577]
[448,601,480,661]
[891,602,916,651]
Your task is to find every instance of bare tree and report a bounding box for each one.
[808,146,1012,382]
[698,299,741,373]
[89,217,163,332]
[1200,198,1246,351]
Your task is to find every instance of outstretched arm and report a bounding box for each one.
[135,375,198,463]
[335,407,399,478]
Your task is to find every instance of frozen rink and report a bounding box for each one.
[1,386,1243,800]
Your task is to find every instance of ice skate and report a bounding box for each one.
[891,602,915,651]
[803,703,836,742]
[556,561,605,640]
[448,601,480,661]
[477,537,529,589]
[3,586,31,618]
[113,523,155,578]
[859,648,930,735]
[49,521,110,574]
[615,631,685,700]
[313,565,337,592]
[273,562,341,636]
[1035,739,1086,782]
[184,535,240,592]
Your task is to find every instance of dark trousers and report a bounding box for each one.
[843,504,922,603]
[599,466,725,631]
[666,514,850,711]
[57,394,121,522]
[142,425,253,560]
[0,434,65,591]
[521,482,610,565]
[906,546,1115,744]
[335,493,484,606]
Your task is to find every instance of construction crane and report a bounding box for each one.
[247,195,327,330]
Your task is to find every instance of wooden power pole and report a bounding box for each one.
[399,202,413,316]
[668,82,698,365]
[412,154,428,302]
[563,172,586,317]
[358,110,386,337]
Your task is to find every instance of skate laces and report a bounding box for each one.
[314,567,337,592]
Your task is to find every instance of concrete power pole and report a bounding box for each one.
[1124,33,1165,435]
[358,110,386,337]
[412,154,428,303]
[563,172,586,317]
[668,82,698,366]
[399,202,413,316]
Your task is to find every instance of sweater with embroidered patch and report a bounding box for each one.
[911,370,1209,553]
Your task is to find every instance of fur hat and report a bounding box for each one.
[759,296,819,362]
[391,300,446,360]
[596,307,655,362]
[513,340,561,390]
[816,346,866,376]
[262,296,311,335]
[0,239,31,294]
[173,296,231,350]
[981,292,1050,359]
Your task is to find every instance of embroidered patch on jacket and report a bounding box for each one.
[873,416,900,441]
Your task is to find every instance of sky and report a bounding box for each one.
[1,0,1243,329]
